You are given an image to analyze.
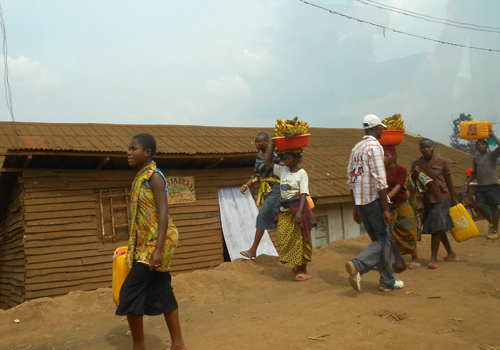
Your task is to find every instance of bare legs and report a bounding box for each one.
[164,309,187,350]
[293,263,308,276]
[126,310,187,350]
[490,205,499,232]
[243,228,265,258]
[429,231,455,265]
[127,314,146,350]
[410,252,420,265]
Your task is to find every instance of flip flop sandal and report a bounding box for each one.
[408,262,421,269]
[444,253,457,262]
[428,262,438,269]
[240,251,255,260]
[294,274,312,281]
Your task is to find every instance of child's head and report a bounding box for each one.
[475,139,488,154]
[419,138,434,159]
[282,151,301,168]
[254,132,269,152]
[128,133,157,168]
[383,145,397,167]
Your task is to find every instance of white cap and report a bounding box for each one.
[362,114,386,129]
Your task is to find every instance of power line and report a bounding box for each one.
[300,0,500,53]
[357,0,500,31]
[0,4,14,122]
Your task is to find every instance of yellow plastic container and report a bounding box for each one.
[449,203,480,242]
[459,120,492,140]
[112,246,131,306]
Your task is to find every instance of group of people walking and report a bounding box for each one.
[344,115,462,292]
[240,114,500,293]
[240,132,316,281]
[115,114,499,348]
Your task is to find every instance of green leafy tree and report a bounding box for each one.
[450,113,476,155]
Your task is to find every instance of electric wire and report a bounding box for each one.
[300,0,500,53]
[0,4,14,121]
[356,0,500,31]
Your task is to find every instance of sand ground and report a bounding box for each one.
[1,220,499,350]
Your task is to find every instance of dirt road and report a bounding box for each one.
[1,220,499,350]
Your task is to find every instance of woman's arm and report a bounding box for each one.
[241,179,253,194]
[149,172,169,270]
[295,193,307,224]
[295,170,310,224]
[444,173,458,206]
[387,184,402,200]
[388,167,406,199]
[266,143,276,170]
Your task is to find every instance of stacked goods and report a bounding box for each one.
[272,117,310,151]
[459,120,492,140]
[273,116,310,137]
[379,114,405,146]
[383,114,405,130]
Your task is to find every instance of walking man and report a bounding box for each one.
[345,114,404,292]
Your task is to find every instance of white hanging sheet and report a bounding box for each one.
[218,186,278,261]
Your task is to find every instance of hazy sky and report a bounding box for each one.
[1,0,499,145]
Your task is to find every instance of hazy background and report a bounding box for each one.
[1,0,499,145]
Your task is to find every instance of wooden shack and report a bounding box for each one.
[0,122,473,309]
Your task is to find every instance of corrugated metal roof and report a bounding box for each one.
[0,122,474,198]
[0,122,264,155]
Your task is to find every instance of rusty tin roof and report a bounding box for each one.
[0,122,473,198]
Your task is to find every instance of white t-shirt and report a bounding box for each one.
[273,164,310,203]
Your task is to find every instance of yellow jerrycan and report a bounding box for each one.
[112,246,132,306]
[459,120,492,140]
[449,203,480,242]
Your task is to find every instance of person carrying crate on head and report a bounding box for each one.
[464,130,500,240]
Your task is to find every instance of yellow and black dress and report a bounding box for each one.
[116,161,179,316]
[273,164,315,266]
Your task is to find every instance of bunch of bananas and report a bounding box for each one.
[273,116,310,137]
[383,114,405,130]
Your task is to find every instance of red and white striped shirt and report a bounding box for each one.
[347,135,388,205]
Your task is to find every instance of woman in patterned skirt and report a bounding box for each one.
[265,141,316,281]
[383,145,420,269]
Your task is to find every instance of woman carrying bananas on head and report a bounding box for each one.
[240,132,283,261]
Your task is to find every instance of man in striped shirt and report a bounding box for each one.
[345,114,404,293]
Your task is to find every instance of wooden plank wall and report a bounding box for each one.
[0,179,25,310]
[20,167,254,301]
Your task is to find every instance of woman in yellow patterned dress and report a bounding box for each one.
[116,133,187,350]
[383,145,420,269]
[266,142,316,281]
